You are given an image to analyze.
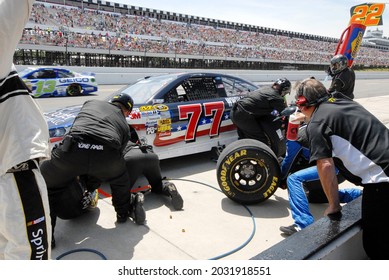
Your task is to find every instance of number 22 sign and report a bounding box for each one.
[349,3,385,26]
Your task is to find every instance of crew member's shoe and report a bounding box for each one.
[116,193,146,224]
[116,212,129,223]
[51,235,56,249]
[279,224,301,236]
[130,192,146,225]
[162,180,184,210]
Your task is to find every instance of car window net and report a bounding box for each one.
[182,77,218,101]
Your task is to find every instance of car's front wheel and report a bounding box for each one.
[216,139,281,204]
[66,84,82,96]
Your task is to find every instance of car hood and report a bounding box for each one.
[44,105,82,129]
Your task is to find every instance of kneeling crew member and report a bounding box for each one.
[41,94,145,247]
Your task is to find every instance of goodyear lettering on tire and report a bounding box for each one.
[216,139,281,205]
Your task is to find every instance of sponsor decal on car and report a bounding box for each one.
[58,78,92,83]
[157,118,172,133]
[153,104,169,111]
[139,105,154,111]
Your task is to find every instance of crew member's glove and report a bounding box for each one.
[279,179,287,190]
[325,66,334,77]
[327,210,342,221]
[139,143,153,153]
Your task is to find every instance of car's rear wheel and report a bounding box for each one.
[66,84,82,96]
[216,139,280,204]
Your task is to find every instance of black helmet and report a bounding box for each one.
[330,54,348,75]
[274,78,291,97]
[110,93,134,112]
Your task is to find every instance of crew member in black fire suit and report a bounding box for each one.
[48,133,184,248]
[230,78,291,157]
[123,126,183,210]
[52,136,184,227]
[40,94,145,248]
[327,54,355,100]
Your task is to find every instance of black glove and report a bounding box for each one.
[327,210,342,221]
[61,134,74,152]
[326,66,334,77]
[139,143,153,153]
[279,179,287,190]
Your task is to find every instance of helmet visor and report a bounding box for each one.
[331,62,339,74]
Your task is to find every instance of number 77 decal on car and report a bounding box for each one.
[153,101,227,147]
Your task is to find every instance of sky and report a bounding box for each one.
[110,0,389,39]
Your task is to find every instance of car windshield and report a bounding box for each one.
[18,67,36,77]
[119,74,177,104]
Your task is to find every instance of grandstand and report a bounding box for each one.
[363,29,389,48]
[14,0,389,70]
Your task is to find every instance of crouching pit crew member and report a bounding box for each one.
[294,77,389,260]
[123,126,184,210]
[40,94,145,248]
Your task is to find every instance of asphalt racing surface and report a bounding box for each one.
[35,78,389,260]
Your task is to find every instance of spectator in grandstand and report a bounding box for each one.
[0,0,51,260]
[294,77,389,260]
[18,2,389,67]
[230,78,290,156]
[327,54,355,99]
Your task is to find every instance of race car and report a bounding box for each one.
[18,67,98,97]
[44,72,259,159]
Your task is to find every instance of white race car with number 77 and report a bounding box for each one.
[44,72,258,159]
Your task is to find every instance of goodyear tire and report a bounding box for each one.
[216,139,281,204]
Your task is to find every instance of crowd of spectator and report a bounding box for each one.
[19,1,389,67]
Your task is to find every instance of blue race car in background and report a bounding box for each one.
[18,67,98,97]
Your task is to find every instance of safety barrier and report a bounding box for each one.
[15,65,389,85]
[250,196,367,260]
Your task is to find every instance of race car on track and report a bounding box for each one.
[44,72,258,159]
[18,67,98,97]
